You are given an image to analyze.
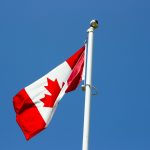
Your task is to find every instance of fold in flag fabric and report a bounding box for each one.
[13,46,85,140]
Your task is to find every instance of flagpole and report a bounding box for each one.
[82,20,98,150]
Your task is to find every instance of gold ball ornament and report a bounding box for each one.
[90,20,99,29]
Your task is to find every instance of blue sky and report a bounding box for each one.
[0,0,150,150]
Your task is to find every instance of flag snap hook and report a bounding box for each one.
[81,84,98,96]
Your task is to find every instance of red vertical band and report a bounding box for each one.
[13,89,46,140]
[66,46,85,69]
[66,46,85,92]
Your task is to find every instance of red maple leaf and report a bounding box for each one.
[40,78,64,108]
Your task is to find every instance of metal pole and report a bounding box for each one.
[82,20,98,150]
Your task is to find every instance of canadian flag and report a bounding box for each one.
[13,46,85,140]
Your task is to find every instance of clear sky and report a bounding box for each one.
[0,0,150,150]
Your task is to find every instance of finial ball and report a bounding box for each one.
[90,20,98,29]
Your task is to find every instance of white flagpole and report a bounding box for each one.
[82,20,98,150]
